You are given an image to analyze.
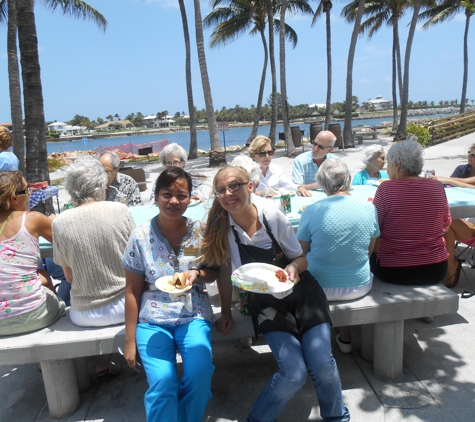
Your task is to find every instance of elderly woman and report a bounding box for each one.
[0,126,19,171]
[297,159,379,352]
[0,171,65,335]
[123,167,217,421]
[248,135,297,197]
[150,142,206,202]
[53,158,136,328]
[370,140,451,285]
[352,145,388,185]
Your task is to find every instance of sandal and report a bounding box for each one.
[445,259,462,288]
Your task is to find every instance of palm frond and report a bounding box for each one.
[40,0,107,31]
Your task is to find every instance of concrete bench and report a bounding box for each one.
[352,130,382,144]
[0,278,459,417]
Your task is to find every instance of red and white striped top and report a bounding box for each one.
[373,178,451,268]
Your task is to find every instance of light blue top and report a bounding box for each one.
[292,152,337,185]
[352,168,389,185]
[0,151,19,171]
[297,195,380,289]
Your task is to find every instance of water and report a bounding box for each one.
[46,113,453,154]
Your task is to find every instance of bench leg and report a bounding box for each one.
[360,324,374,362]
[373,320,404,381]
[41,359,80,418]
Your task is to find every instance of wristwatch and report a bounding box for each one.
[190,268,202,278]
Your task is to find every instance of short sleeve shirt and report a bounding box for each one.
[122,217,214,326]
[106,172,143,206]
[292,152,338,185]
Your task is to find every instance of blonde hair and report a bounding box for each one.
[201,166,250,266]
[468,143,475,154]
[0,126,13,150]
[0,171,23,211]
[248,135,272,158]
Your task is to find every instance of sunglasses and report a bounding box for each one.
[257,150,275,157]
[214,182,247,198]
[468,152,475,158]
[15,186,32,196]
[311,140,330,150]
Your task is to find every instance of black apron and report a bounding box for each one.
[232,214,332,338]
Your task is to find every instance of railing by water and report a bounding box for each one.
[430,111,475,145]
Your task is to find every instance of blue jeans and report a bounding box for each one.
[247,323,350,422]
[136,319,214,422]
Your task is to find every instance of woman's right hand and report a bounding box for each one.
[216,311,233,335]
[124,340,139,372]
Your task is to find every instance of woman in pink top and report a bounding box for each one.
[370,141,451,285]
[0,171,65,336]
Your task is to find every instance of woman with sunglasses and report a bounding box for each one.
[248,136,297,197]
[0,171,65,336]
[202,166,350,422]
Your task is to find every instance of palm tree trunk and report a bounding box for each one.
[279,0,296,156]
[266,0,277,145]
[343,0,365,146]
[17,0,49,186]
[395,21,403,100]
[398,0,422,138]
[7,0,25,175]
[193,0,225,166]
[324,1,332,128]
[178,0,198,159]
[391,20,399,135]
[246,29,268,146]
[460,12,470,114]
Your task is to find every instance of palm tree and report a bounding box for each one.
[1,0,106,185]
[312,0,333,128]
[420,0,474,114]
[397,0,423,137]
[193,0,225,166]
[204,0,305,147]
[6,0,24,174]
[342,0,366,146]
[279,0,313,156]
[266,0,278,144]
[178,0,198,159]
[342,0,407,135]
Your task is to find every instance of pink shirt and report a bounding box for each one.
[373,178,451,267]
[0,212,45,318]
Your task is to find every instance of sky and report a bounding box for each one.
[0,0,471,123]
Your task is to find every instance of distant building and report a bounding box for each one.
[362,95,392,110]
[95,119,134,131]
[144,115,176,128]
[47,122,87,136]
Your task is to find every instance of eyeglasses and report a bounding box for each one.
[214,182,247,198]
[15,186,32,196]
[311,140,331,150]
[468,152,475,158]
[165,160,183,167]
[257,150,275,157]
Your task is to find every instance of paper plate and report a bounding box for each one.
[231,263,293,294]
[155,275,192,294]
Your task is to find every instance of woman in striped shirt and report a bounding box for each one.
[370,140,451,285]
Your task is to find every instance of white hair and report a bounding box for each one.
[317,158,351,196]
[231,155,261,189]
[387,140,424,176]
[64,158,108,205]
[362,145,385,167]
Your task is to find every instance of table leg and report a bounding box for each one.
[373,320,404,381]
[40,359,80,417]
[56,194,61,214]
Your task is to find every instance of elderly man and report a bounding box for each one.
[292,130,338,197]
[98,151,143,206]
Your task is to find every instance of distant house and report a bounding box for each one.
[144,115,176,128]
[95,119,134,131]
[362,95,392,110]
[47,122,87,136]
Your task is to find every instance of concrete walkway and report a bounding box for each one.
[3,134,475,421]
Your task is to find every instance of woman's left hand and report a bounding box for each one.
[285,263,300,284]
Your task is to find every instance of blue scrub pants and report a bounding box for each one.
[136,319,214,422]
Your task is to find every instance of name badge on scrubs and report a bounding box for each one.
[183,246,199,256]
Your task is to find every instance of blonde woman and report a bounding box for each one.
[0,171,64,336]
[248,135,297,197]
[201,166,349,422]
